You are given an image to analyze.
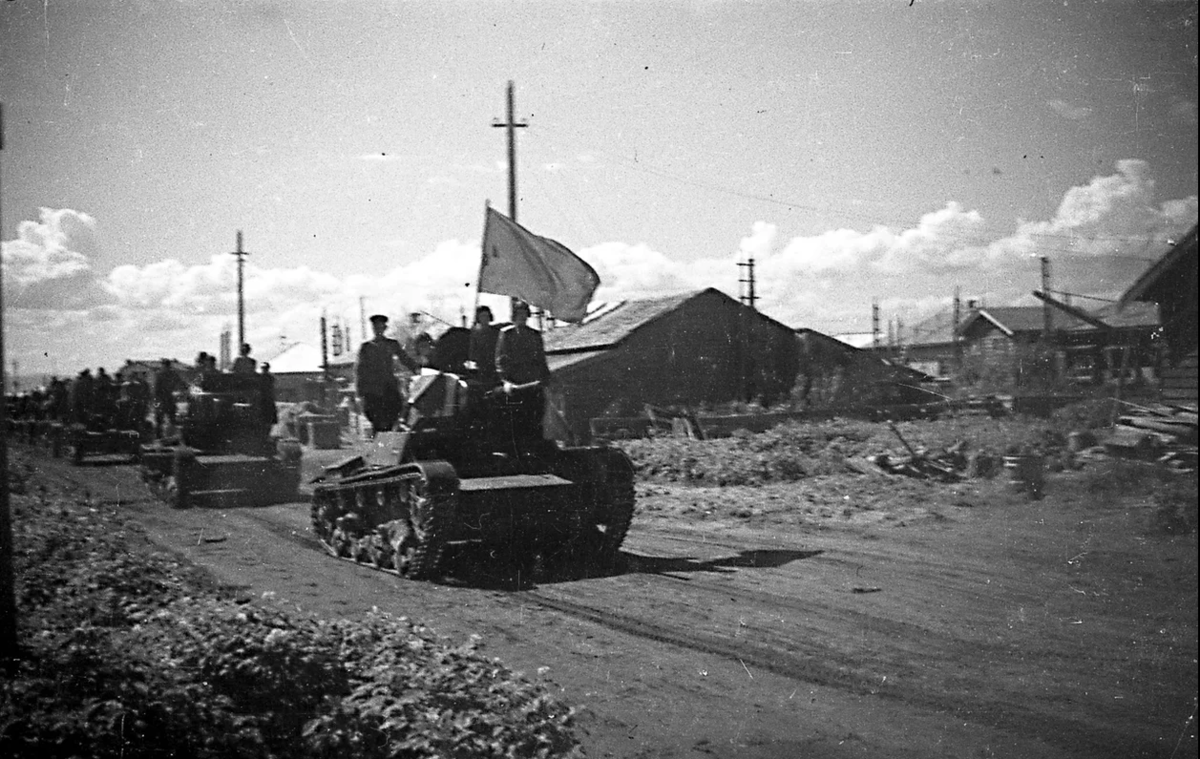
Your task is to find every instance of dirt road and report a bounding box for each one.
[34,452,1197,759]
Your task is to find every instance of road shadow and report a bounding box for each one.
[438,545,824,591]
[67,456,140,468]
[623,548,824,577]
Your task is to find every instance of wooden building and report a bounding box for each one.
[543,288,800,442]
[798,328,931,408]
[1119,225,1198,407]
[895,302,1160,390]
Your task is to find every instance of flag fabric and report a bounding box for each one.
[479,207,600,323]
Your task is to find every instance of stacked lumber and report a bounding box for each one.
[1104,400,1198,469]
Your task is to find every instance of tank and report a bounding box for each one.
[139,372,302,508]
[310,330,636,582]
[51,395,150,465]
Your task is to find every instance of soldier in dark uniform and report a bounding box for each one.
[232,343,257,374]
[69,369,95,426]
[259,362,278,428]
[495,301,551,444]
[153,359,182,435]
[355,314,418,436]
[467,305,501,388]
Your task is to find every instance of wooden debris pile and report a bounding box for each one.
[1102,401,1198,470]
[861,423,1009,482]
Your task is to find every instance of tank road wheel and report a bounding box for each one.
[393,474,451,581]
[70,432,85,466]
[586,449,637,575]
[168,449,197,509]
[310,488,337,546]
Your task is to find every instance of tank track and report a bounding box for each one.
[593,468,636,568]
[310,462,457,581]
[579,449,637,573]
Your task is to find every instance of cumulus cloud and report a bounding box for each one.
[1,207,110,309]
[4,160,1196,374]
[721,160,1196,330]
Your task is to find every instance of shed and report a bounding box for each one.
[542,288,800,442]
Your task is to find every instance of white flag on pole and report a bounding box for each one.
[479,207,600,323]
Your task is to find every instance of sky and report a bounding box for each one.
[2,0,1197,380]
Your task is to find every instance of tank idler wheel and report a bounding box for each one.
[393,476,445,581]
[164,475,189,509]
[392,521,420,577]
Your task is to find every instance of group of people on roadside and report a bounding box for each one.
[5,343,279,439]
[354,301,550,439]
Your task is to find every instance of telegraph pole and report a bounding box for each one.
[1,102,17,668]
[871,300,881,349]
[492,80,528,224]
[952,286,963,372]
[738,256,757,310]
[232,231,249,349]
[493,81,530,322]
[1040,256,1053,337]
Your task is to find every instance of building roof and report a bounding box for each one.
[1120,224,1198,308]
[263,342,326,374]
[960,306,1073,336]
[904,310,957,346]
[542,288,731,354]
[829,331,876,349]
[1069,300,1160,330]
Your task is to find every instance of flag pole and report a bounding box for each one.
[475,200,491,316]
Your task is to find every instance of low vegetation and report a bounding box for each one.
[617,413,1080,486]
[0,452,582,759]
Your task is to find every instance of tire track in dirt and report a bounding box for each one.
[226,498,1166,759]
[20,447,1188,759]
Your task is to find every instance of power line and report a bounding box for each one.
[540,135,1189,258]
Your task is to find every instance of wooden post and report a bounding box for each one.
[0,102,17,668]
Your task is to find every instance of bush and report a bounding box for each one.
[2,452,583,759]
[616,416,1071,486]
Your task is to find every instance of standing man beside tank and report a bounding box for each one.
[495,301,550,443]
[355,314,419,436]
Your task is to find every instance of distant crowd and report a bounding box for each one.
[3,343,277,436]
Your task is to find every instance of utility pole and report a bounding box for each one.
[359,297,367,346]
[738,255,757,310]
[232,231,249,349]
[1040,256,1053,338]
[493,81,530,323]
[871,300,881,350]
[492,80,528,224]
[0,102,17,669]
[952,286,962,373]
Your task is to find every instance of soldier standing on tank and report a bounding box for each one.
[94,367,117,424]
[495,301,551,445]
[232,343,257,374]
[153,359,181,435]
[467,305,501,388]
[69,368,95,427]
[259,362,278,428]
[355,314,419,436]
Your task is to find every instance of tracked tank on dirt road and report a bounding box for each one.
[140,372,302,508]
[310,329,636,582]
